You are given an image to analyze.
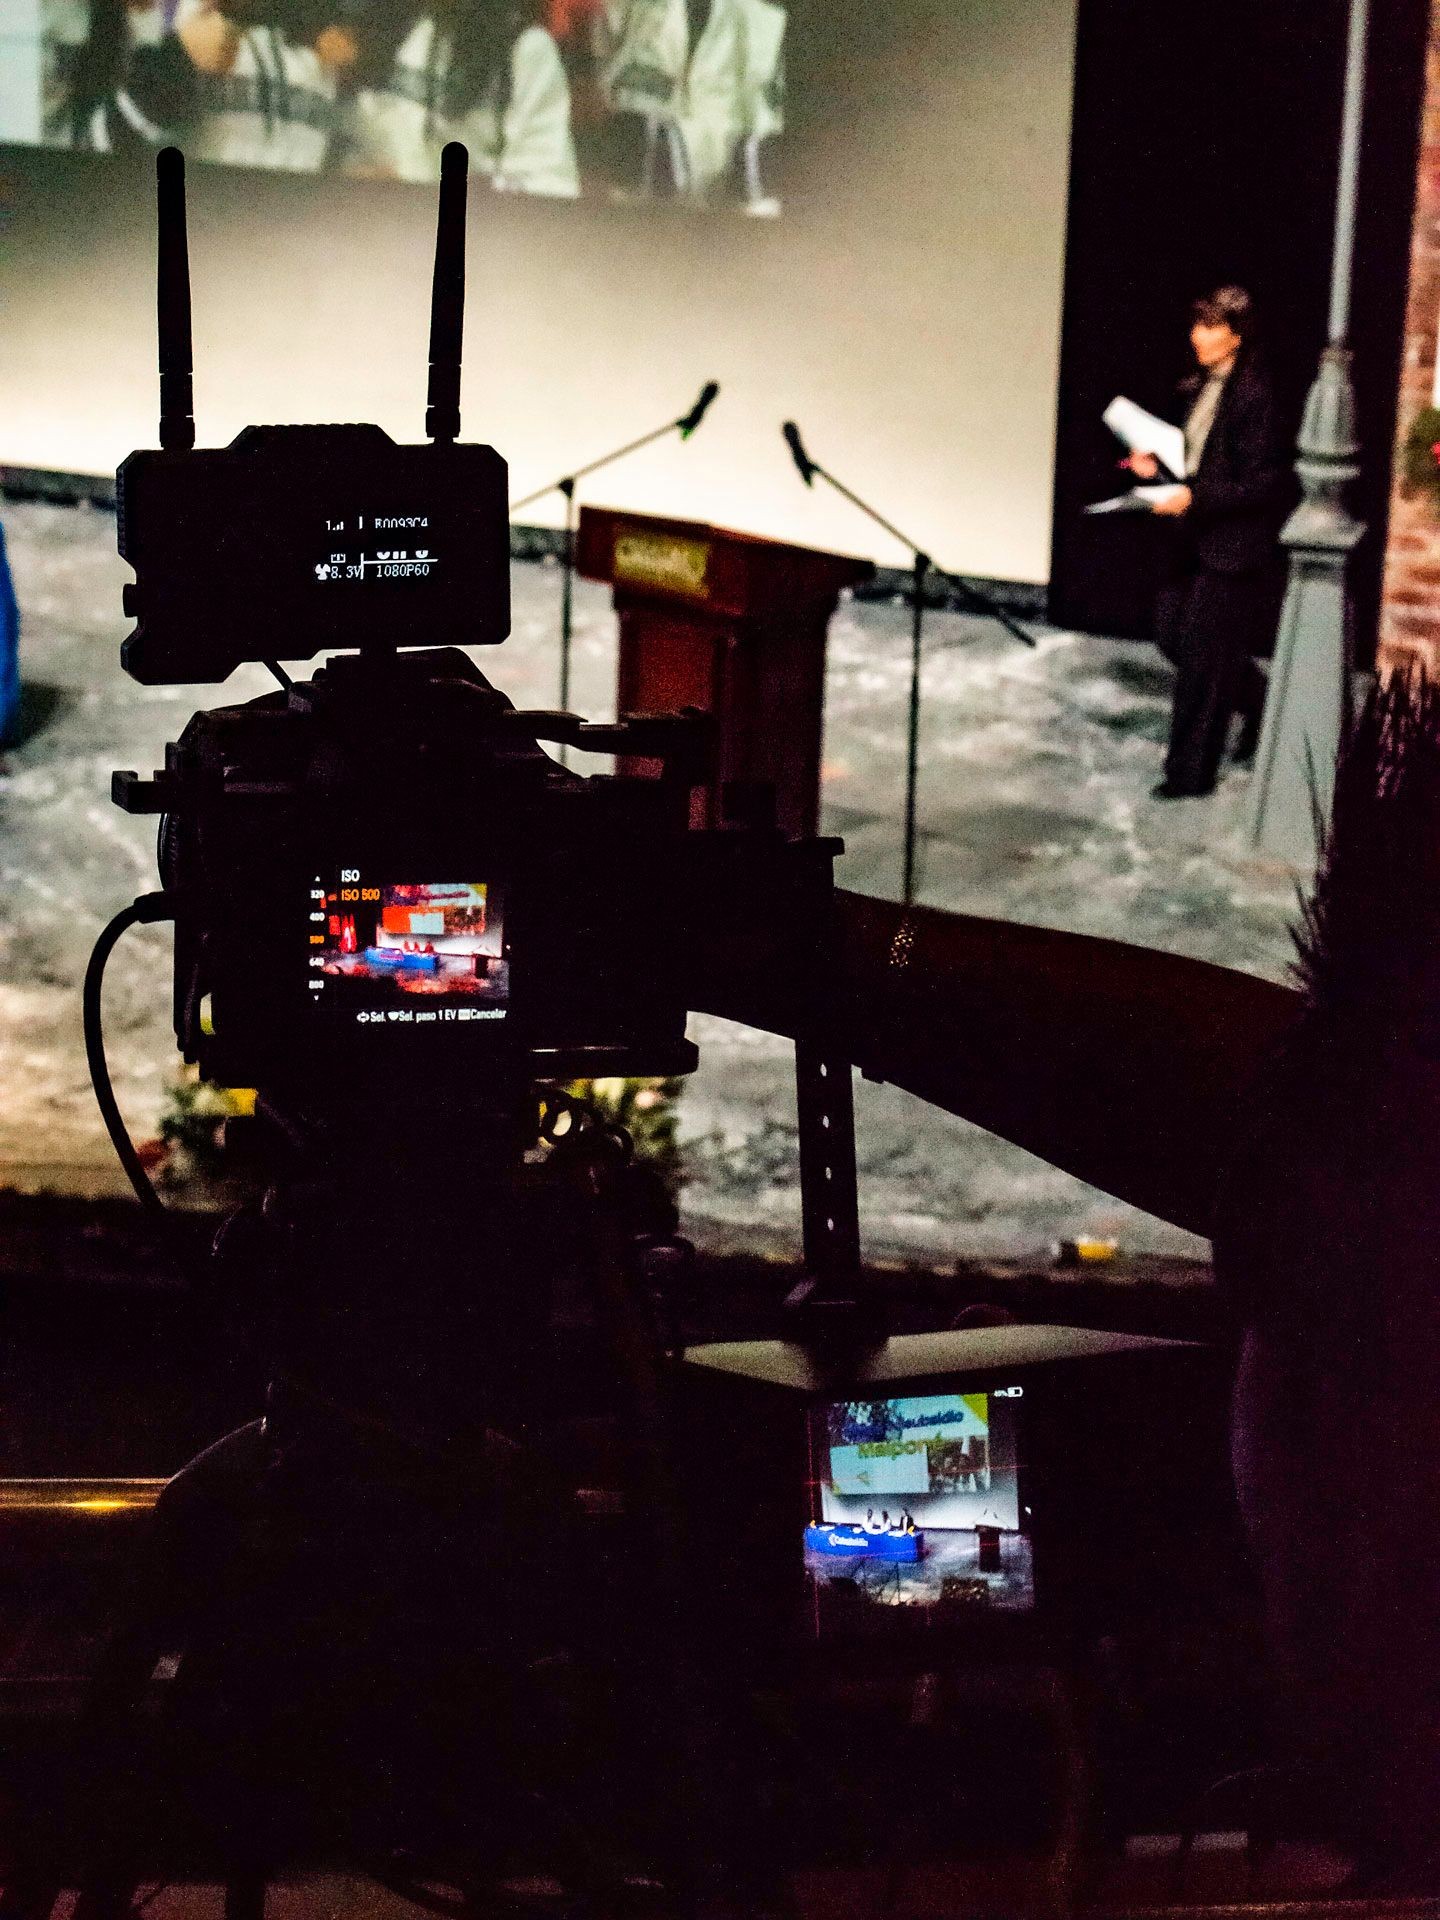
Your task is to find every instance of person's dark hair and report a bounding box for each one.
[67,0,198,142]
[1191,284,1256,340]
[346,0,429,87]
[67,0,128,132]
[442,0,546,116]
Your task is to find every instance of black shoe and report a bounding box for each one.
[1152,779,1214,799]
[1233,712,1262,766]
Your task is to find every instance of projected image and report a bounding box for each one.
[3,0,787,212]
[309,874,509,1025]
[804,1390,1034,1626]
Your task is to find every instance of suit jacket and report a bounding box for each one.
[1178,349,1291,575]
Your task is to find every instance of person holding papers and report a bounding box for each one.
[1125,285,1290,800]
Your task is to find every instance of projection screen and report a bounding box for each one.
[0,0,1077,582]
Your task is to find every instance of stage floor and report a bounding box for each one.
[0,498,1300,1264]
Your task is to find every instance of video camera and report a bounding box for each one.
[108,145,843,1119]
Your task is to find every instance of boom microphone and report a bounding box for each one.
[782,420,818,487]
[678,381,720,440]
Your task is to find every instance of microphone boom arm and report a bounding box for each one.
[779,419,1036,905]
[511,382,720,740]
[783,422,1029,652]
[799,447,1036,651]
[511,382,720,516]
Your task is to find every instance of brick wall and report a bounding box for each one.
[1380,0,1440,672]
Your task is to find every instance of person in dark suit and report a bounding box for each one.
[1127,285,1290,799]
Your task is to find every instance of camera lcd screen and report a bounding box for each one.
[804,1387,1034,1627]
[308,873,508,1028]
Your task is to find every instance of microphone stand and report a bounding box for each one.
[511,386,719,735]
[790,439,1036,907]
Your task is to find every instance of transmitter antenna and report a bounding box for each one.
[426,142,469,444]
[155,148,195,453]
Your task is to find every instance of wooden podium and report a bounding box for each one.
[576,507,874,837]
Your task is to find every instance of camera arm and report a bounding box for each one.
[694,890,1303,1244]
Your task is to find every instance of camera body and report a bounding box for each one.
[117,643,832,1100]
[111,145,840,1127]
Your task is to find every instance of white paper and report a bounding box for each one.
[1103,396,1187,481]
[1084,483,1188,517]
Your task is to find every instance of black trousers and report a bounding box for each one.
[1155,565,1275,794]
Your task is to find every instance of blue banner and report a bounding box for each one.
[0,518,18,746]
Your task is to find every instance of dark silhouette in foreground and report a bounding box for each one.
[698,673,1440,1888]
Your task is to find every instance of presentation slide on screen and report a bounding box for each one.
[819,1392,1021,1534]
[0,0,1077,579]
[805,1390,1033,1620]
[0,0,788,212]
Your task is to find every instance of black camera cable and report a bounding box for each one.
[83,892,175,1222]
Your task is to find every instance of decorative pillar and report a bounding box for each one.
[1248,0,1371,867]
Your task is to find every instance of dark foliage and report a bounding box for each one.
[1291,669,1440,1051]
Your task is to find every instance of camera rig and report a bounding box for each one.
[20,142,897,1918]
[96,140,867,1325]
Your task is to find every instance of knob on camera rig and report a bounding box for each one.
[33,144,875,1914]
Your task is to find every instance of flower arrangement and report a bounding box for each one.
[150,1065,259,1206]
[150,1068,690,1206]
[566,1076,687,1196]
